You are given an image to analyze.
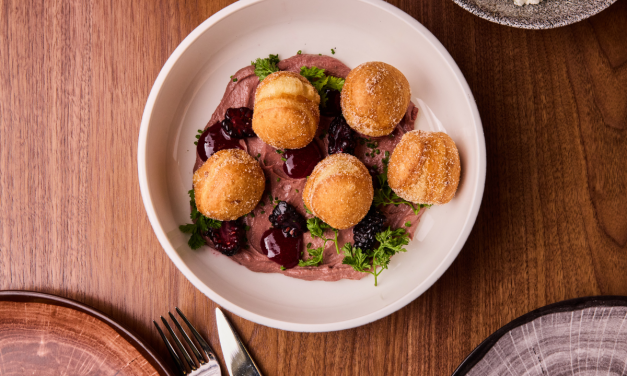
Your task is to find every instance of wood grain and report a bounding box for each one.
[0,301,159,375]
[1,0,626,375]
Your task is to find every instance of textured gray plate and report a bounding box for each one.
[453,296,627,376]
[451,0,617,29]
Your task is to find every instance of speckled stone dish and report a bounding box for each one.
[451,0,616,29]
[453,296,627,375]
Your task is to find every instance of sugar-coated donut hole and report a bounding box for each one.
[252,71,320,149]
[341,62,411,137]
[388,130,460,205]
[303,154,374,230]
[193,149,265,221]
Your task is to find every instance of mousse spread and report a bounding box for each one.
[185,54,429,283]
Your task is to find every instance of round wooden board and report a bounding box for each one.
[453,296,627,376]
[0,291,172,376]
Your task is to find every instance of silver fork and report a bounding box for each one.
[153,307,221,376]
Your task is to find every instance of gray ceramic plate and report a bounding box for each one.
[453,296,627,375]
[452,0,617,29]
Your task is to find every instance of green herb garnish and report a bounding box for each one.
[300,66,326,82]
[298,246,324,267]
[298,217,339,267]
[195,129,204,145]
[307,217,331,240]
[252,54,280,81]
[342,227,410,286]
[363,138,380,158]
[297,50,302,55]
[179,190,222,249]
[299,66,345,107]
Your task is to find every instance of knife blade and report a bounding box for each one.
[215,307,263,376]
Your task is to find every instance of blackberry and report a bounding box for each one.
[328,116,356,155]
[207,219,246,256]
[269,201,307,237]
[222,107,255,138]
[353,208,386,251]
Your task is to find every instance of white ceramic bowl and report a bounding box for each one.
[138,0,485,332]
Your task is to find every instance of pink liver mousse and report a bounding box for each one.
[194,54,423,282]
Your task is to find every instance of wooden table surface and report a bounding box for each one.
[1,0,626,375]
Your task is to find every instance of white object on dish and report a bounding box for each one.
[414,97,447,133]
[138,0,486,332]
[415,213,435,242]
[513,0,542,5]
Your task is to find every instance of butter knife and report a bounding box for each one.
[215,308,263,376]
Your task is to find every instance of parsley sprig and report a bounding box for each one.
[179,190,222,249]
[299,245,324,267]
[298,217,339,267]
[342,227,410,286]
[252,54,280,81]
[373,151,431,215]
[299,66,345,107]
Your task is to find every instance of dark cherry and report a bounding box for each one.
[207,219,247,256]
[196,122,242,162]
[320,89,342,117]
[269,201,307,237]
[222,107,255,138]
[260,228,302,269]
[353,208,386,252]
[282,142,322,179]
[327,116,356,155]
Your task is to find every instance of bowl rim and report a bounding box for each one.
[138,0,486,332]
[450,0,617,30]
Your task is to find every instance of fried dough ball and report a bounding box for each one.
[193,149,265,221]
[303,154,373,230]
[340,62,411,137]
[388,130,460,205]
[252,71,320,149]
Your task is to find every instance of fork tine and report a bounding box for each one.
[153,320,188,376]
[161,316,198,371]
[175,307,216,359]
[169,311,206,365]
